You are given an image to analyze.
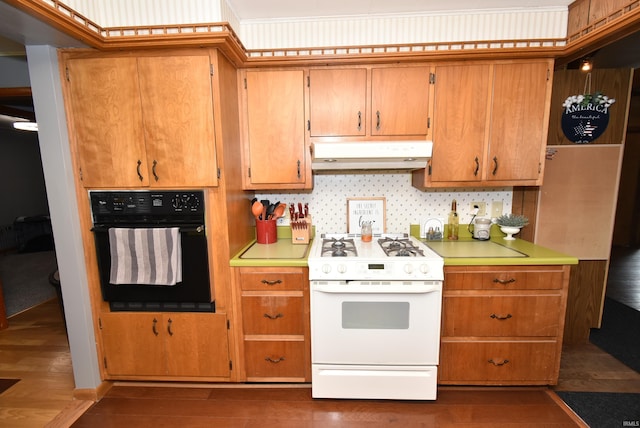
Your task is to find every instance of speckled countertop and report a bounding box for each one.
[229,225,578,267]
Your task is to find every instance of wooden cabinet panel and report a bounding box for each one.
[439,341,558,384]
[66,57,148,188]
[442,295,562,337]
[487,62,549,182]
[64,52,219,188]
[309,68,367,137]
[371,66,430,136]
[100,312,230,378]
[244,340,307,379]
[440,265,569,385]
[239,267,305,291]
[241,295,305,335]
[137,55,218,187]
[243,70,308,188]
[445,266,565,290]
[236,266,310,381]
[430,64,491,182]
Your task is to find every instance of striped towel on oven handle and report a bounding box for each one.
[108,227,182,286]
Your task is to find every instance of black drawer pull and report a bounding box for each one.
[265,356,285,364]
[490,313,512,320]
[261,279,283,286]
[152,318,159,336]
[488,358,509,366]
[493,278,516,285]
[263,313,284,320]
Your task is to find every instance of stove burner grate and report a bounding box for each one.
[378,237,425,257]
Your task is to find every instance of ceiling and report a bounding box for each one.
[0,0,637,131]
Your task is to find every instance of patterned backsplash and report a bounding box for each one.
[256,172,512,234]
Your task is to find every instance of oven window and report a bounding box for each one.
[341,302,410,329]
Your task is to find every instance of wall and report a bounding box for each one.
[0,129,49,226]
[0,56,30,87]
[257,173,512,233]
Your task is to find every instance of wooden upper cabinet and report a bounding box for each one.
[371,66,430,136]
[308,68,367,137]
[487,61,550,183]
[242,69,309,189]
[137,55,218,187]
[66,57,148,187]
[413,60,552,188]
[65,52,218,188]
[430,64,491,183]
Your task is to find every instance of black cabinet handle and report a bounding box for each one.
[492,156,498,175]
[263,313,284,320]
[488,358,509,366]
[152,318,159,336]
[152,160,159,181]
[474,157,480,176]
[493,278,516,285]
[376,111,381,130]
[261,279,283,286]
[357,111,362,131]
[265,356,285,364]
[490,313,513,320]
[167,318,173,336]
[136,160,144,181]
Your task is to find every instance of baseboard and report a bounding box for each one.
[73,380,113,401]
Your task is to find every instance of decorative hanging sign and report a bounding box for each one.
[561,73,615,144]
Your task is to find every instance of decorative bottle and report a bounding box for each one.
[447,200,459,240]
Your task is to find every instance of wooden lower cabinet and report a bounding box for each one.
[236,266,310,382]
[439,265,570,385]
[99,312,231,379]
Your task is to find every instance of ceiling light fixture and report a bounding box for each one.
[580,58,592,72]
[13,121,38,131]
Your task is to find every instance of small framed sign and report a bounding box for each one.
[347,197,386,234]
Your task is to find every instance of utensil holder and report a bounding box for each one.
[291,215,311,245]
[256,219,277,244]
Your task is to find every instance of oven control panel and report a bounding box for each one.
[90,190,205,224]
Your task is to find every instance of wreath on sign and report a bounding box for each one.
[561,73,615,144]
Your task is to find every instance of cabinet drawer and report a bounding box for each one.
[239,268,305,291]
[445,266,564,290]
[442,295,562,337]
[241,296,305,335]
[439,341,558,384]
[244,340,307,379]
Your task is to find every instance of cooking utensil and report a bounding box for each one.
[272,203,286,219]
[251,200,263,221]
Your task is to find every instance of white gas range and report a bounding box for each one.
[308,233,444,400]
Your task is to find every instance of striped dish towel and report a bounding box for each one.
[108,228,182,286]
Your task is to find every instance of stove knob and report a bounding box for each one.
[404,264,414,274]
[321,264,332,274]
[419,264,430,274]
[337,264,347,274]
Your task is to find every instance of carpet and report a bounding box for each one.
[556,391,640,428]
[0,378,19,395]
[590,297,640,373]
[0,250,58,317]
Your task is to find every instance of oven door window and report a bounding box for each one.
[342,302,409,329]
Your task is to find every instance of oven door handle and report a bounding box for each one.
[312,282,441,294]
[91,225,205,233]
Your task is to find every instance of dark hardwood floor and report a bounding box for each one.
[1,245,638,427]
[605,246,640,311]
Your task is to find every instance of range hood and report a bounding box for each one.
[311,141,432,171]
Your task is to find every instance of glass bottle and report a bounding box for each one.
[447,200,459,240]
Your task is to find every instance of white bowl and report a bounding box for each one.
[499,226,521,240]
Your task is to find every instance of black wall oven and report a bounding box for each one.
[90,190,214,312]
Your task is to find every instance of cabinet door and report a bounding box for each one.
[309,68,367,137]
[164,313,230,377]
[137,55,219,187]
[486,62,550,182]
[371,67,430,136]
[244,70,306,186]
[430,64,491,182]
[100,313,165,376]
[66,57,148,187]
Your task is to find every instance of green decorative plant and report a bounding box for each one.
[496,213,529,228]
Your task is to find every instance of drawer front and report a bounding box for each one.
[445,267,564,291]
[241,296,305,335]
[244,340,307,379]
[439,341,558,384]
[442,295,562,337]
[240,270,305,291]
